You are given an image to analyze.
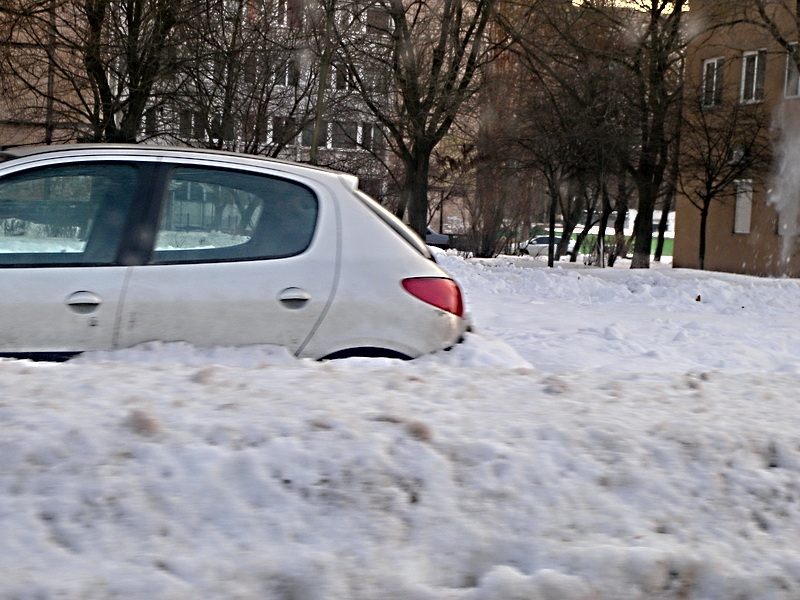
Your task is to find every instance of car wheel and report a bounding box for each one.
[320,347,413,360]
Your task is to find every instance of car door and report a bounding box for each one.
[115,162,339,354]
[0,160,144,354]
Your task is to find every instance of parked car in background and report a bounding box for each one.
[424,227,450,249]
[0,144,468,360]
[519,234,576,257]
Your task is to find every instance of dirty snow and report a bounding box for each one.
[3,252,800,600]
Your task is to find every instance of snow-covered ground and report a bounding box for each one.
[4,251,800,600]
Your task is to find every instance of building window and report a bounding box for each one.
[211,116,235,141]
[364,66,390,95]
[272,116,297,146]
[366,7,391,35]
[332,122,358,149]
[702,57,724,107]
[740,50,766,104]
[145,107,157,136]
[359,178,383,199]
[244,113,269,143]
[179,110,205,139]
[302,121,328,147]
[179,110,193,137]
[733,180,752,234]
[277,59,300,87]
[277,0,303,28]
[360,123,384,152]
[786,44,800,98]
[243,52,258,84]
[333,64,349,90]
[727,144,747,165]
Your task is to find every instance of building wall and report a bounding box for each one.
[675,2,800,276]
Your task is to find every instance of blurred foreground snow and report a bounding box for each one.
[3,253,800,600]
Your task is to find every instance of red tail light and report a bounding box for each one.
[401,277,464,317]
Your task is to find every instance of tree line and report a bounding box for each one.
[0,0,794,268]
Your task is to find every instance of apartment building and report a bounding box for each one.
[674,1,800,276]
[0,0,390,197]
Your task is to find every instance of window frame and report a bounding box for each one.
[785,43,800,99]
[333,64,349,91]
[740,49,766,104]
[702,57,725,108]
[277,0,303,28]
[360,122,385,153]
[149,164,319,265]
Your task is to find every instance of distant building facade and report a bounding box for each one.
[674,1,800,276]
[0,0,391,198]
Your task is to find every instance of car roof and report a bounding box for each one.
[0,143,360,190]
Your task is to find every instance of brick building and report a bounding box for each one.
[674,1,800,276]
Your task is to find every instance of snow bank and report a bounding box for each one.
[3,254,800,599]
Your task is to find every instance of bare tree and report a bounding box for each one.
[715,0,800,72]
[586,0,687,269]
[513,106,580,266]
[678,95,771,269]
[1,0,61,125]
[168,0,325,156]
[505,6,636,265]
[336,0,499,239]
[429,125,476,223]
[499,0,687,268]
[3,0,196,143]
[469,38,538,258]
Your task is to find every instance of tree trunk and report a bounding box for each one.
[631,174,659,268]
[547,180,559,268]
[609,176,630,267]
[569,184,598,263]
[405,146,431,239]
[654,193,671,262]
[593,182,613,267]
[572,203,598,263]
[698,201,709,270]
[310,1,335,165]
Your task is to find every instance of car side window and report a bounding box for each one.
[151,166,318,263]
[0,163,139,266]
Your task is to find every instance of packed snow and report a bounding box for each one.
[3,250,800,600]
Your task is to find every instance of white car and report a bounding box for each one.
[519,234,576,257]
[425,227,450,249]
[0,144,467,360]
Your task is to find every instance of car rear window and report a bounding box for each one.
[150,166,318,263]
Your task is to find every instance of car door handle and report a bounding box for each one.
[278,287,311,309]
[66,291,103,314]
